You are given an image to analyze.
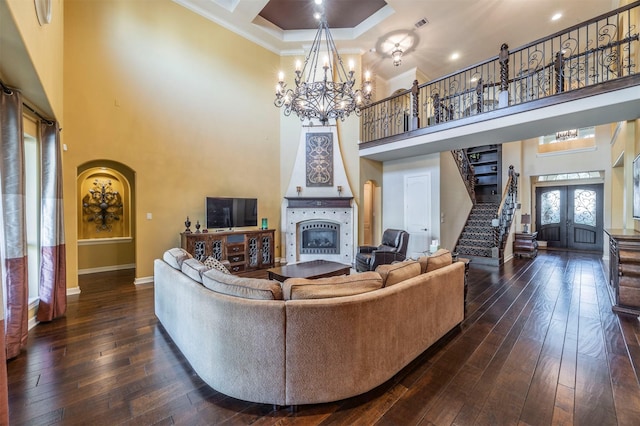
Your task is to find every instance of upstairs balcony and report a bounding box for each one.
[359,1,640,161]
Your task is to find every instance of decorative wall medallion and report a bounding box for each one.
[305,132,333,187]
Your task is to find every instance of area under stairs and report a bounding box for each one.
[455,202,500,266]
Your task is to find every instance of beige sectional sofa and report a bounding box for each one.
[154,248,465,406]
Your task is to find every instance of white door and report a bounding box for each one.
[405,174,431,258]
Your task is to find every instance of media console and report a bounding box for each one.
[181,229,275,274]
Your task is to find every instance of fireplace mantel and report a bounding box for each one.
[286,197,353,208]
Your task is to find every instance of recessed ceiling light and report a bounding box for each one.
[314,12,321,20]
[451,52,460,60]
[551,13,562,21]
[314,0,322,5]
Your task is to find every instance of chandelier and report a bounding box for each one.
[391,44,403,67]
[274,9,372,125]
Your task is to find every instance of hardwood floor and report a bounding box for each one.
[7,251,640,425]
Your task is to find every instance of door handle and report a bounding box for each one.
[421,228,428,231]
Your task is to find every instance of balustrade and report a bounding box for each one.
[360,2,639,144]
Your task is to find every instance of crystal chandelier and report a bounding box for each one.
[391,44,403,67]
[274,9,372,125]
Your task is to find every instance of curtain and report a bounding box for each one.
[0,87,29,360]
[36,121,66,322]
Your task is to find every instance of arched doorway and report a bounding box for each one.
[77,160,136,276]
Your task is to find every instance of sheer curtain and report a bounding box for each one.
[0,87,29,360]
[36,120,66,322]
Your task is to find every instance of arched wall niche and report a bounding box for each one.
[76,160,136,273]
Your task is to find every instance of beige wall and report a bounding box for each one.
[439,152,473,251]
[4,0,64,119]
[63,0,281,284]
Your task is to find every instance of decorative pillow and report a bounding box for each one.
[163,248,193,270]
[181,258,208,283]
[282,271,383,300]
[425,249,453,273]
[202,268,283,300]
[375,260,421,287]
[203,256,230,274]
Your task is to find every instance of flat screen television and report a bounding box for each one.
[206,197,258,229]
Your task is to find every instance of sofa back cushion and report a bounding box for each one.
[282,271,383,300]
[163,247,192,270]
[375,260,421,287]
[202,268,284,300]
[421,249,453,273]
[181,258,208,283]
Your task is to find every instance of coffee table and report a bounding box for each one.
[267,259,351,282]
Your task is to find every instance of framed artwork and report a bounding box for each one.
[305,132,333,187]
[634,153,640,219]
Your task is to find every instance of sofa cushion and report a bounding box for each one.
[202,268,283,300]
[163,247,193,270]
[282,271,383,300]
[203,255,231,274]
[375,260,421,287]
[424,249,453,273]
[181,258,208,283]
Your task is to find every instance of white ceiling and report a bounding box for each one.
[173,0,618,81]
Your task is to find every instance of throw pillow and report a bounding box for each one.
[425,249,453,273]
[203,256,230,274]
[375,260,421,287]
[181,258,208,283]
[202,268,284,300]
[282,271,383,300]
[163,247,193,270]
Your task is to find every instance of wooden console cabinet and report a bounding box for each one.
[513,232,538,259]
[605,229,640,316]
[181,229,275,274]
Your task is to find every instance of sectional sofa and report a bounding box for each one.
[154,248,465,406]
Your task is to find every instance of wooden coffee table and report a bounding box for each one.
[267,260,351,282]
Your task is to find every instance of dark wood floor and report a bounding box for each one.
[7,251,640,425]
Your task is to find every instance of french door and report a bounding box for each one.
[535,184,603,251]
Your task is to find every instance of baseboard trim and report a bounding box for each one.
[67,286,81,295]
[78,263,136,275]
[134,276,154,285]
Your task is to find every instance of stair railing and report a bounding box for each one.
[492,165,519,258]
[451,150,476,204]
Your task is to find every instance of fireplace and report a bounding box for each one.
[300,221,340,255]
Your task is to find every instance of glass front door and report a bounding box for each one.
[535,184,603,251]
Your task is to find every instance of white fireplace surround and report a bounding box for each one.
[281,126,357,265]
[284,206,356,265]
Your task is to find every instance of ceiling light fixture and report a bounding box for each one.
[391,44,403,66]
[274,7,372,125]
[551,13,562,21]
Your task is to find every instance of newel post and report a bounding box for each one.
[410,79,419,130]
[499,43,510,108]
[554,51,565,94]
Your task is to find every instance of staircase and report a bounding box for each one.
[455,203,500,266]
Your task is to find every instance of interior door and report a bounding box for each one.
[405,173,431,258]
[535,184,603,251]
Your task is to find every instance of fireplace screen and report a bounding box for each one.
[300,221,340,255]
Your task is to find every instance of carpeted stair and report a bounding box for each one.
[455,202,500,266]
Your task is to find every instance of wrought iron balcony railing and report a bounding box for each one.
[360,1,639,144]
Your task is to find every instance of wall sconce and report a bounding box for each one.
[337,185,343,196]
[296,186,302,196]
[521,213,531,233]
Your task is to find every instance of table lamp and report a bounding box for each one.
[521,213,531,233]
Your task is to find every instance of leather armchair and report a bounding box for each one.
[355,229,410,272]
